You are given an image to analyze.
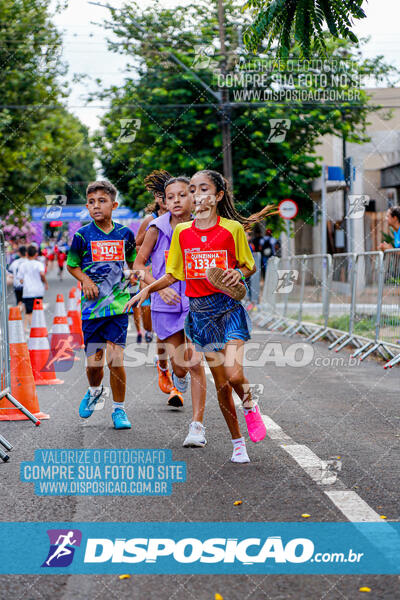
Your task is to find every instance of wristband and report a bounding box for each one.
[235,268,246,281]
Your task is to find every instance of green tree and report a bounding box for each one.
[244,0,367,56]
[0,0,96,215]
[93,0,395,229]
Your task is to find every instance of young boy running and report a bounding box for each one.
[67,180,136,429]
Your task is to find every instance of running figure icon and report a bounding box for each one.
[45,531,77,566]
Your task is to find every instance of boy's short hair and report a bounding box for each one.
[86,180,117,202]
[27,244,38,258]
[18,245,26,257]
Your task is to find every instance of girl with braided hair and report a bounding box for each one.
[133,170,173,389]
[125,169,277,462]
[135,169,173,248]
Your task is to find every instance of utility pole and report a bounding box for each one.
[217,0,233,185]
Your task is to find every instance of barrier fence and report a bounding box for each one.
[255,249,400,369]
[0,231,38,461]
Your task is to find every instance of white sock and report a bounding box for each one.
[89,385,102,396]
[113,402,125,412]
[232,436,245,446]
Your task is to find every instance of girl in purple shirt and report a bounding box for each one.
[133,177,207,448]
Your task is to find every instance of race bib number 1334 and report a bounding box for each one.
[185,250,227,279]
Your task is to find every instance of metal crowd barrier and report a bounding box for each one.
[0,231,38,461]
[303,254,333,343]
[255,248,400,369]
[380,249,400,368]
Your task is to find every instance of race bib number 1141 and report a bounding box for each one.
[91,240,125,262]
[185,250,228,279]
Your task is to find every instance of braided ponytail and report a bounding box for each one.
[195,170,278,231]
[143,169,173,214]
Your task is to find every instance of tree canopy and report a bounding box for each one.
[0,0,96,215]
[93,0,395,230]
[243,0,367,57]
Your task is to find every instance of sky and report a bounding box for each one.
[52,0,400,132]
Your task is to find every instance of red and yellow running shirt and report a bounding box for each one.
[166,216,255,297]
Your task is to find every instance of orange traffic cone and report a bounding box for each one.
[0,307,49,421]
[50,294,78,370]
[67,288,84,349]
[76,282,82,308]
[29,299,63,385]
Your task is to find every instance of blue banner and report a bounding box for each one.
[1,522,400,574]
[30,205,139,222]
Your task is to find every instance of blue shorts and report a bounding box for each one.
[82,314,129,356]
[184,293,251,352]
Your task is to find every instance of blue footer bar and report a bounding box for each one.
[1,522,400,574]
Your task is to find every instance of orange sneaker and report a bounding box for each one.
[157,361,173,394]
[167,387,184,408]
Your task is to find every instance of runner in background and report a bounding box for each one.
[135,170,173,388]
[129,266,153,344]
[37,247,48,274]
[56,247,67,280]
[135,169,172,247]
[19,244,48,332]
[7,245,27,311]
[260,228,276,279]
[126,170,277,462]
[47,243,56,272]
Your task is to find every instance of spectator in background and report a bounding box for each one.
[19,244,48,332]
[246,230,255,253]
[7,245,27,310]
[379,207,400,250]
[260,229,276,278]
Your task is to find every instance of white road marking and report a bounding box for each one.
[205,348,383,523]
[257,412,383,522]
[325,491,383,522]
[282,444,343,486]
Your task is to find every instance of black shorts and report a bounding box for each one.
[23,296,43,314]
[14,288,23,304]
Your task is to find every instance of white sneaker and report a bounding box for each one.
[183,422,207,447]
[173,371,190,393]
[231,441,250,463]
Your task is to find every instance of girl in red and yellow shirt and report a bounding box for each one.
[125,169,276,463]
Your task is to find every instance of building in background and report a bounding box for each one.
[293,88,400,256]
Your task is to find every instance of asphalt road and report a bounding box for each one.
[1,269,399,599]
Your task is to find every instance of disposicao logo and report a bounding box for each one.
[83,536,315,564]
[41,529,82,567]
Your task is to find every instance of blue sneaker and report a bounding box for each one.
[172,371,190,393]
[79,386,104,419]
[112,408,131,430]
